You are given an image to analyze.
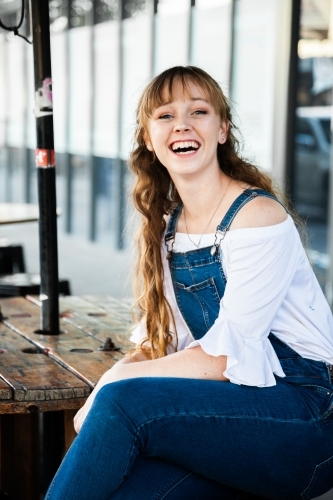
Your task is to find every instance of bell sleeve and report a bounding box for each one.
[186,219,300,387]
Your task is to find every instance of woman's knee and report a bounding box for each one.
[95,377,164,411]
[91,378,154,423]
[95,378,149,405]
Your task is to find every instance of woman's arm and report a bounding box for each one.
[74,347,227,432]
[105,346,227,382]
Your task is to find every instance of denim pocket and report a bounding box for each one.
[174,278,221,339]
[301,455,333,499]
[299,385,333,422]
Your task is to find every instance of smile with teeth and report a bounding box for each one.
[171,141,200,155]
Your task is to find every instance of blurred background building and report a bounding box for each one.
[0,0,332,298]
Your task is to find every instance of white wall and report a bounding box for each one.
[191,0,232,95]
[232,0,292,188]
[121,13,152,159]
[0,36,6,148]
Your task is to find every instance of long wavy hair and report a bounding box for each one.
[129,65,292,359]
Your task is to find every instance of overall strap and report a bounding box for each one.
[211,189,288,255]
[164,204,183,259]
[217,188,287,232]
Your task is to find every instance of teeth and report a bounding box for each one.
[172,141,199,151]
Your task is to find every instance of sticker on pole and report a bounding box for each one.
[36,149,55,168]
[34,77,53,118]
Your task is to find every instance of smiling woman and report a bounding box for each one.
[46,67,333,500]
[144,79,227,180]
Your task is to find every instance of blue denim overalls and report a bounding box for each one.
[165,188,333,392]
[163,188,333,498]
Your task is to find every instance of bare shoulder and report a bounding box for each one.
[230,194,288,230]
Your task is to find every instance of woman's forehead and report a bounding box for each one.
[150,78,212,112]
[139,73,225,122]
[162,79,207,101]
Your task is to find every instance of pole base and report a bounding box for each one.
[33,329,66,336]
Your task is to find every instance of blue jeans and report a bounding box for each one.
[46,361,333,500]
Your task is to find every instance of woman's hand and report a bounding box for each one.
[74,352,149,433]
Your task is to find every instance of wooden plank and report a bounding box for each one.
[59,296,133,352]
[0,297,123,386]
[62,315,133,353]
[82,294,133,320]
[0,378,11,400]
[0,397,86,414]
[0,324,89,402]
[27,296,133,354]
[59,295,132,331]
[73,294,133,317]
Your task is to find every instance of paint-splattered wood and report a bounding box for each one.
[29,295,129,342]
[61,313,133,353]
[58,296,133,352]
[0,323,89,402]
[60,295,132,330]
[82,295,133,321]
[0,297,123,387]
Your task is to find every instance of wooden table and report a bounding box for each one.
[0,295,133,499]
[0,203,61,225]
[0,203,39,225]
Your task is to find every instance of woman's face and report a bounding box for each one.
[145,79,228,182]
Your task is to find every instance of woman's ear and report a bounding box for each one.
[218,120,229,144]
[143,131,153,151]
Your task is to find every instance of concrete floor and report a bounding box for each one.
[0,221,133,298]
[315,490,333,500]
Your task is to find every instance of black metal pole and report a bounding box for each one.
[30,0,59,333]
[284,0,301,200]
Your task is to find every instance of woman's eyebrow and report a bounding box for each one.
[157,97,209,107]
[191,97,209,103]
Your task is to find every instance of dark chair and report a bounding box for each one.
[0,244,25,274]
[0,243,70,297]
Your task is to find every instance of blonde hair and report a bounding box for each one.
[129,66,291,359]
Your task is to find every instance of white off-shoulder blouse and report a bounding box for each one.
[130,215,333,387]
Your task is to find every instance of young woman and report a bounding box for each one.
[46,66,333,500]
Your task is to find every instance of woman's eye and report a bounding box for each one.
[158,113,172,120]
[193,109,207,115]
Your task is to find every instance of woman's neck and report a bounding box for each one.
[174,171,233,234]
[176,172,230,217]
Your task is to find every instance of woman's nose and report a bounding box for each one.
[174,120,192,133]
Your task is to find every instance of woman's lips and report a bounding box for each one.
[169,140,201,155]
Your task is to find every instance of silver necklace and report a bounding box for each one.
[183,178,232,248]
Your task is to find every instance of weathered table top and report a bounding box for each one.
[0,203,39,225]
[0,203,62,225]
[0,295,134,414]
